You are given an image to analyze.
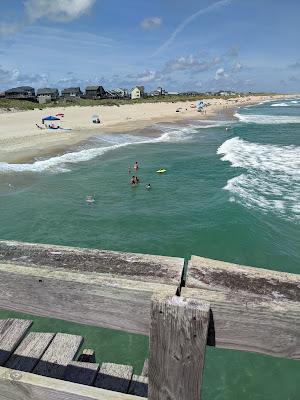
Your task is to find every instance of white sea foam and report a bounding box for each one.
[217,137,300,221]
[0,122,215,174]
[270,102,289,107]
[234,113,300,124]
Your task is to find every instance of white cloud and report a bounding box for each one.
[214,68,229,80]
[165,55,220,72]
[25,0,96,22]
[127,70,160,83]
[140,17,162,30]
[153,0,233,55]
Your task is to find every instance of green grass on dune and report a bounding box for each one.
[0,92,279,111]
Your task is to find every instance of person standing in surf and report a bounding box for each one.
[133,161,139,171]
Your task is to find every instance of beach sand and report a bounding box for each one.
[0,94,290,163]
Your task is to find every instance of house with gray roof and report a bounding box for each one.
[37,88,59,104]
[61,87,83,98]
[5,86,35,100]
[85,85,106,99]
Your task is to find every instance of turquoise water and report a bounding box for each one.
[0,100,299,398]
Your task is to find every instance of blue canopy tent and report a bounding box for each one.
[42,115,60,124]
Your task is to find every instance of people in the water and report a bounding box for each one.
[133,161,139,171]
[131,176,139,185]
[146,184,151,189]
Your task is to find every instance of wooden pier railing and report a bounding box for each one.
[0,240,299,399]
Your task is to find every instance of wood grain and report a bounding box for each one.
[128,375,148,398]
[33,333,83,379]
[0,240,184,286]
[64,361,99,386]
[0,263,179,335]
[5,332,55,372]
[187,255,300,302]
[182,287,300,359]
[149,291,210,400]
[0,366,140,400]
[0,319,32,366]
[94,363,133,393]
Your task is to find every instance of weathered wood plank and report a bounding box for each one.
[64,361,99,386]
[0,263,178,334]
[128,375,148,398]
[33,333,83,379]
[148,291,210,400]
[141,359,148,377]
[184,255,300,359]
[78,349,96,363]
[0,240,184,286]
[187,255,300,302]
[0,319,32,366]
[94,363,133,393]
[0,366,141,399]
[182,287,300,359]
[5,332,55,372]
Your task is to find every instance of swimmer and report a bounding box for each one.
[146,184,151,189]
[86,195,95,204]
[133,161,139,171]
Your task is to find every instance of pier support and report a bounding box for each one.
[149,291,210,400]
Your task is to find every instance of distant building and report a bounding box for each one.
[217,90,237,96]
[85,85,106,99]
[5,86,35,100]
[149,87,168,96]
[37,88,59,104]
[131,86,145,100]
[113,88,129,98]
[61,87,82,98]
[166,91,179,96]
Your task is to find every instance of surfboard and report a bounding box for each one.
[156,169,167,173]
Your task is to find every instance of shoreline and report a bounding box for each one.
[0,94,291,164]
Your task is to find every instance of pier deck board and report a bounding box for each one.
[94,363,133,393]
[0,319,32,366]
[33,333,83,379]
[64,361,100,386]
[5,332,55,372]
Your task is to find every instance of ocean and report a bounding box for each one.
[0,99,299,398]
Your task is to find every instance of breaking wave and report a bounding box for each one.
[0,121,228,174]
[270,102,290,107]
[217,137,300,221]
[234,113,300,124]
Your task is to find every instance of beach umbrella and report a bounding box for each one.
[43,116,60,121]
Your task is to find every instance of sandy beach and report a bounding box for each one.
[0,94,291,163]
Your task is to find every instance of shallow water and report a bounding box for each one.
[0,101,299,398]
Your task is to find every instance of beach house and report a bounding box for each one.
[61,87,83,98]
[4,86,36,100]
[85,85,106,99]
[131,86,145,99]
[37,88,59,104]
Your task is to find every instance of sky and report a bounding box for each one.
[0,0,299,93]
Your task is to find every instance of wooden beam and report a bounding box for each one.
[0,240,184,286]
[182,287,300,360]
[64,361,99,386]
[183,255,300,360]
[0,366,141,400]
[33,333,83,379]
[148,290,210,400]
[5,332,55,372]
[186,255,300,302]
[94,363,133,393]
[0,263,178,335]
[128,375,148,398]
[0,319,32,366]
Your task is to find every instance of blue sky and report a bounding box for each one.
[0,0,299,92]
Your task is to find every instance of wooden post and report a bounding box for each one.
[149,291,210,400]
